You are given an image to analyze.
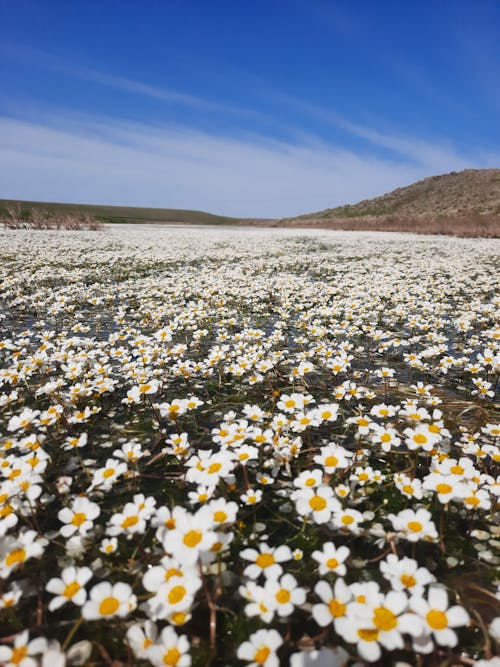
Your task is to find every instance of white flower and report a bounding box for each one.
[293,485,341,524]
[312,543,350,576]
[240,543,292,580]
[237,629,283,667]
[46,566,92,610]
[0,631,48,667]
[388,508,438,542]
[379,555,435,596]
[410,586,470,652]
[58,497,101,537]
[148,626,191,666]
[82,581,136,620]
[0,530,45,578]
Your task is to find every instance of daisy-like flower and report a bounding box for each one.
[237,629,283,667]
[241,488,263,505]
[293,469,323,489]
[100,537,118,555]
[161,510,217,564]
[388,508,438,542]
[293,485,341,524]
[394,474,424,500]
[143,555,199,593]
[380,555,435,596]
[312,577,352,629]
[148,573,201,621]
[240,542,292,580]
[313,443,352,473]
[0,530,45,578]
[410,586,470,652]
[312,542,350,576]
[127,620,158,660]
[46,565,92,610]
[82,581,136,620]
[198,497,238,528]
[264,573,306,617]
[58,497,100,537]
[0,630,47,667]
[422,473,466,504]
[370,425,401,452]
[339,590,424,662]
[277,393,307,413]
[148,626,191,667]
[404,426,441,451]
[90,458,127,489]
[331,508,364,532]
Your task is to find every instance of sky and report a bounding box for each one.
[0,0,499,218]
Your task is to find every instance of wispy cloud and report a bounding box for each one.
[0,43,244,114]
[0,113,463,217]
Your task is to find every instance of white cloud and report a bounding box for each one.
[0,114,495,218]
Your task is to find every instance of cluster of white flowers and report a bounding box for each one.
[0,225,498,665]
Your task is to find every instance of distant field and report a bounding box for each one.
[0,198,241,226]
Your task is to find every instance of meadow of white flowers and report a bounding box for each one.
[0,225,499,667]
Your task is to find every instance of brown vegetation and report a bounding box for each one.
[1,202,103,231]
[271,212,500,238]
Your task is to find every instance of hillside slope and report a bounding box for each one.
[0,199,240,226]
[285,169,500,222]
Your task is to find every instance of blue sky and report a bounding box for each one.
[1,0,499,217]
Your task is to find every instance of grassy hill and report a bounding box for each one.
[0,199,240,226]
[278,169,500,237]
[285,169,500,221]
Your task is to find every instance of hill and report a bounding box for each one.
[279,169,500,237]
[0,199,240,226]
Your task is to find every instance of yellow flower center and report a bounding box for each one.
[6,548,26,567]
[413,434,427,444]
[122,515,139,529]
[326,557,339,570]
[168,585,187,604]
[254,647,271,664]
[183,530,202,548]
[357,628,379,642]
[426,609,448,630]
[402,484,414,494]
[10,646,28,665]
[213,511,228,523]
[71,512,87,526]
[256,553,275,569]
[329,599,346,617]
[162,647,181,665]
[400,574,417,588]
[99,596,120,616]
[373,606,398,631]
[436,483,452,494]
[450,465,464,475]
[208,463,222,474]
[407,521,423,532]
[380,433,392,443]
[324,455,338,467]
[341,514,354,525]
[309,495,327,511]
[276,588,291,604]
[171,611,187,625]
[465,496,480,507]
[63,581,81,598]
[103,468,115,478]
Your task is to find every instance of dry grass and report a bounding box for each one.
[272,212,500,238]
[1,202,104,231]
